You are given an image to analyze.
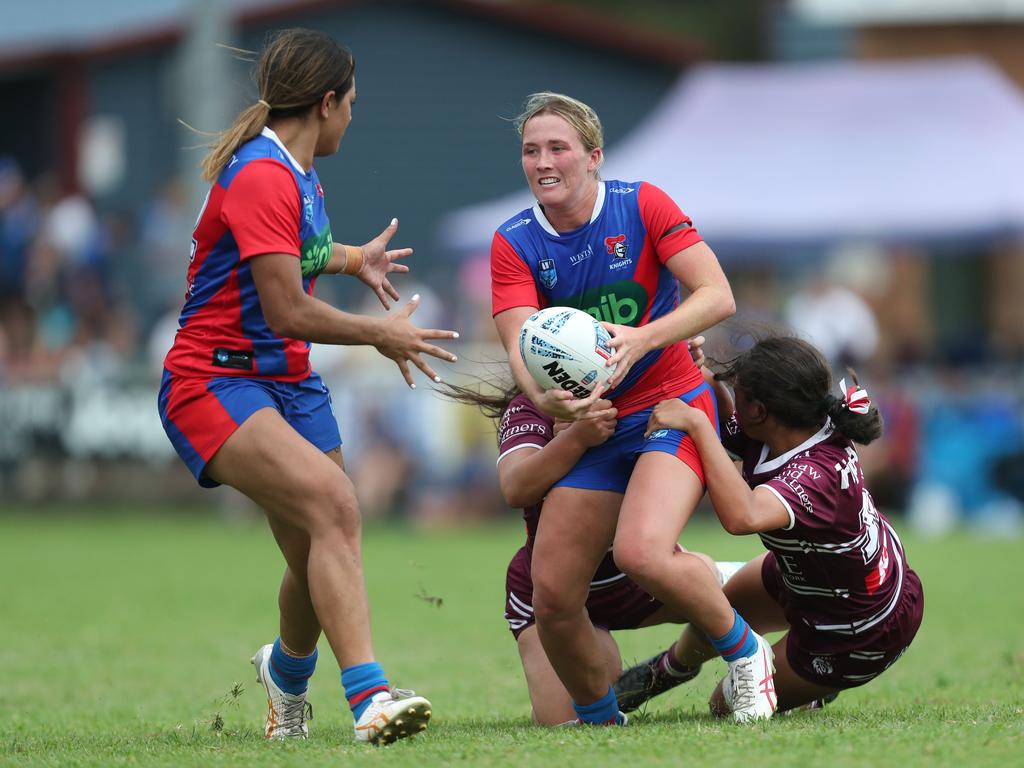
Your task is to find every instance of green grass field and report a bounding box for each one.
[1,508,1021,767]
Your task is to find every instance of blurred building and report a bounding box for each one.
[0,1,1021,532]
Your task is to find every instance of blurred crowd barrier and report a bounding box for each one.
[1,159,1023,534]
[1,340,1022,536]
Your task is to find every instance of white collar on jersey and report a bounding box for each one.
[753,419,835,476]
[260,127,308,176]
[532,181,606,236]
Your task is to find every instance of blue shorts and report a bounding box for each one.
[158,369,342,488]
[552,382,718,494]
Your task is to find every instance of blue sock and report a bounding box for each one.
[709,609,759,662]
[572,685,619,725]
[268,638,317,695]
[341,662,390,720]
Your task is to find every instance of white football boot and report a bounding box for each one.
[251,644,312,739]
[721,632,778,722]
[353,688,431,745]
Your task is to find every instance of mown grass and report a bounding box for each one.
[1,509,1020,767]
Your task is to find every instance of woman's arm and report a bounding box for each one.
[251,252,457,386]
[494,306,608,421]
[602,241,735,388]
[324,218,411,309]
[645,399,790,535]
[498,405,617,508]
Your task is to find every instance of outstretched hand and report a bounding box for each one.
[358,217,412,309]
[375,294,460,388]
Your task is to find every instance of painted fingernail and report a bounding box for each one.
[451,356,458,362]
[391,217,398,226]
[410,383,416,389]
[412,293,420,301]
[434,376,442,383]
[452,331,460,339]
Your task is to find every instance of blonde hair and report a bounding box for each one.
[199,28,355,182]
[514,92,604,174]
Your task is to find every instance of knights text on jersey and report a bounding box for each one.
[164,127,332,381]
[490,180,705,416]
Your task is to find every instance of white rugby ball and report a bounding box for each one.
[518,307,616,397]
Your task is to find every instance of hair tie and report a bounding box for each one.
[257,99,272,110]
[838,378,871,415]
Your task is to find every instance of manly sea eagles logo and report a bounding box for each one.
[811,656,834,676]
[538,258,558,289]
[605,234,628,259]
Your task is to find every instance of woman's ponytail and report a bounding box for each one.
[199,101,271,182]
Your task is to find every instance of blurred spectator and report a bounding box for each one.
[137,177,191,335]
[0,158,39,299]
[908,366,1024,536]
[784,270,879,370]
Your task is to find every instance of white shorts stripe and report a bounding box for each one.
[508,590,534,616]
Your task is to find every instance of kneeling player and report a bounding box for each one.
[617,337,924,716]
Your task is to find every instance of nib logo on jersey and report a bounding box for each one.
[300,227,333,277]
[563,281,648,327]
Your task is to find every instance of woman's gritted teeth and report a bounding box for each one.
[538,177,560,186]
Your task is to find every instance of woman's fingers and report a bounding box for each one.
[418,342,458,363]
[394,358,415,388]
[408,353,442,384]
[386,247,413,264]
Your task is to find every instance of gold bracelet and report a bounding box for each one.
[342,245,364,275]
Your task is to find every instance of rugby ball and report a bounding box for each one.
[518,307,616,397]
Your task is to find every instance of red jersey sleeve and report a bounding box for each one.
[491,231,540,316]
[638,181,703,264]
[221,159,302,262]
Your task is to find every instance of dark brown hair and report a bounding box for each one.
[435,379,521,424]
[200,28,355,181]
[715,336,884,445]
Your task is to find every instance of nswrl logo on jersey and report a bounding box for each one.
[538,258,558,289]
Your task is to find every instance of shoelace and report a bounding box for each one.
[729,657,756,711]
[276,700,313,735]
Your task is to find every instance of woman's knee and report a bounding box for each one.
[531,577,587,623]
[282,470,361,538]
[614,538,703,586]
[612,536,661,582]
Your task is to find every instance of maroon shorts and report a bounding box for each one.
[761,552,924,689]
[504,546,664,639]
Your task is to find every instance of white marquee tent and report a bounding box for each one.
[441,57,1024,259]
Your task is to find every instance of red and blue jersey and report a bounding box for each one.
[164,127,332,381]
[491,180,705,416]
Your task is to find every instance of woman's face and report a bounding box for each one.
[316,78,356,156]
[733,382,767,438]
[520,112,600,213]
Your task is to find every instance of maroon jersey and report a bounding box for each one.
[497,394,624,589]
[722,414,914,644]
